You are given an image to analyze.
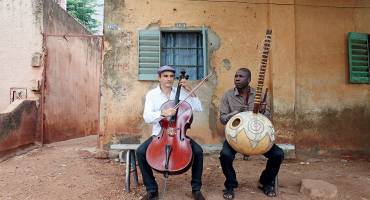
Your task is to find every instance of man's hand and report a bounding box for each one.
[161,108,177,117]
[179,79,195,97]
[259,102,267,114]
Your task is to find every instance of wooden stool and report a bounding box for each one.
[111,144,140,193]
[243,157,279,196]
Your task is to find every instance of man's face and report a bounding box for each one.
[158,71,175,88]
[234,70,251,89]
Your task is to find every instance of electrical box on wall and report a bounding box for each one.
[30,79,41,92]
[31,52,42,67]
[9,88,27,103]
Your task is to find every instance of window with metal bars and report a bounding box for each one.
[138,27,208,81]
[161,32,203,80]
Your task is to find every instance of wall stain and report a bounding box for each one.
[222,59,231,70]
[103,31,133,100]
[0,101,35,141]
[295,106,370,156]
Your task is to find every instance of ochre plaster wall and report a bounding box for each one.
[101,0,369,155]
[101,0,296,148]
[295,0,370,155]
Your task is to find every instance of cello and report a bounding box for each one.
[146,70,193,177]
[146,70,213,177]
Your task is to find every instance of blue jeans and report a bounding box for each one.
[219,141,284,189]
[136,137,203,192]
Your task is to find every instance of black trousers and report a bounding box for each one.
[136,137,203,192]
[219,141,284,190]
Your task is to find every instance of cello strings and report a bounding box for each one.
[173,71,214,110]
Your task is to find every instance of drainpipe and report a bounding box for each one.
[40,33,48,146]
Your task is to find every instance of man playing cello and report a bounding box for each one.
[137,65,205,200]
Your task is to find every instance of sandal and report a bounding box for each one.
[223,188,234,200]
[258,184,276,197]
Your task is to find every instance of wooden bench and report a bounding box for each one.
[110,144,140,192]
[111,143,286,195]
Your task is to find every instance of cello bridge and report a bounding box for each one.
[167,128,176,136]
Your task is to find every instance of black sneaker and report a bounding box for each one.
[192,190,205,200]
[143,191,158,200]
[258,184,276,197]
[222,188,234,200]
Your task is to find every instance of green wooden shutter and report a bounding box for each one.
[138,30,160,80]
[202,25,208,77]
[348,32,369,84]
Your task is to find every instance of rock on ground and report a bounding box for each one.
[300,179,338,199]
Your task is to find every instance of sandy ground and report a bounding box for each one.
[0,135,369,200]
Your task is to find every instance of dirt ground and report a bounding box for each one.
[0,136,369,200]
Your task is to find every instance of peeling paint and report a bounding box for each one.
[103,30,133,100]
[32,0,43,25]
[222,59,231,70]
[207,28,220,53]
[146,22,161,29]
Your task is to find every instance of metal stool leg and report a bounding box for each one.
[130,150,138,188]
[125,150,131,192]
[274,176,278,196]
